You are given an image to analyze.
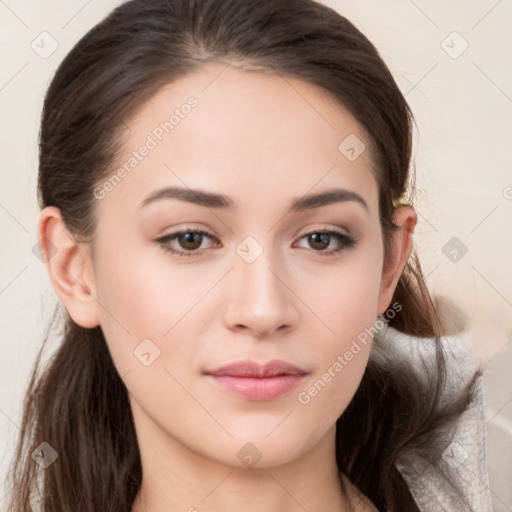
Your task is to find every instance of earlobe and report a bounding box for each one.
[36,206,100,328]
[377,205,417,315]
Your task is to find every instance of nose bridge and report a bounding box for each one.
[239,242,280,300]
[223,235,296,334]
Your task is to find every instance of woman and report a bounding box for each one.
[8,0,491,510]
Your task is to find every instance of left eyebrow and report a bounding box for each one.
[290,188,369,214]
[139,186,369,214]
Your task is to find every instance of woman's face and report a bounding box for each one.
[83,63,395,469]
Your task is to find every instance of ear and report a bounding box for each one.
[36,206,100,328]
[377,204,417,315]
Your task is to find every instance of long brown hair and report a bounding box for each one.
[8,0,481,510]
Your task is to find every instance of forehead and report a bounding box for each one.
[100,63,379,216]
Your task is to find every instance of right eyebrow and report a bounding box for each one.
[139,186,232,209]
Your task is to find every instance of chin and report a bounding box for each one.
[208,430,316,470]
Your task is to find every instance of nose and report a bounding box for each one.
[222,245,298,338]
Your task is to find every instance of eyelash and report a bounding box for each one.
[155,227,357,258]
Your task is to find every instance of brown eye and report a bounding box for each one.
[156,229,219,257]
[308,233,331,250]
[294,229,357,256]
[178,232,204,250]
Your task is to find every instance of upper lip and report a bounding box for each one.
[205,359,307,378]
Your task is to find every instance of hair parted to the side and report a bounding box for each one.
[8,0,481,510]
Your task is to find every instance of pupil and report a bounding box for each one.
[180,232,202,250]
[309,233,329,250]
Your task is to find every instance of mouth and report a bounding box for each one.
[204,359,307,401]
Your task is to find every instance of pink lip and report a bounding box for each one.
[205,359,307,401]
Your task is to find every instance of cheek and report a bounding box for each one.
[293,251,383,337]
[92,241,218,378]
[292,252,382,417]
[91,244,169,372]
[293,326,372,449]
[295,291,375,430]
[94,236,191,333]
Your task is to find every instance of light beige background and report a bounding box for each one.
[1,0,511,510]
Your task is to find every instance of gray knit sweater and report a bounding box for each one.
[374,324,494,511]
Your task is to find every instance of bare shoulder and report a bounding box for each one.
[341,473,379,512]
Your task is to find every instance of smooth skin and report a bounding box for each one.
[38,63,417,512]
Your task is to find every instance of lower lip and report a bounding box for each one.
[206,374,305,401]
